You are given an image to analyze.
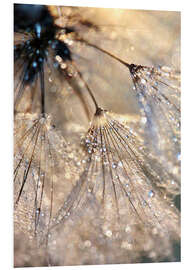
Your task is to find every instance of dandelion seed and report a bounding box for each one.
[14,112,85,248]
[50,108,180,265]
[127,64,181,178]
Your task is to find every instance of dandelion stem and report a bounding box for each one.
[40,67,45,116]
[77,38,129,67]
[72,61,100,111]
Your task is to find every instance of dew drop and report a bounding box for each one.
[85,138,91,144]
[32,61,37,68]
[53,62,59,68]
[118,161,123,167]
[143,200,147,206]
[88,148,92,154]
[105,230,112,237]
[24,73,29,81]
[148,190,155,198]
[112,162,117,169]
[35,23,41,38]
[141,78,146,84]
[84,240,91,248]
[177,152,181,161]
[125,225,131,233]
[141,117,147,124]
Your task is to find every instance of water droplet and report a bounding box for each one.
[143,200,147,206]
[40,135,45,140]
[177,153,181,161]
[52,43,57,49]
[141,78,146,84]
[35,23,41,38]
[118,161,123,167]
[25,160,29,166]
[125,225,131,233]
[105,230,112,237]
[55,55,62,63]
[24,73,29,81]
[141,117,147,124]
[85,138,90,144]
[32,61,37,68]
[54,61,60,69]
[148,190,155,198]
[84,240,91,248]
[112,162,117,169]
[88,148,92,154]
[145,105,151,113]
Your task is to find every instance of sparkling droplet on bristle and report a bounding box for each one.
[112,162,117,169]
[148,190,155,198]
[177,153,181,161]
